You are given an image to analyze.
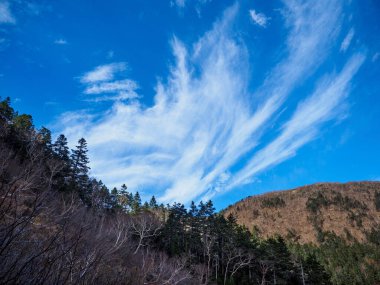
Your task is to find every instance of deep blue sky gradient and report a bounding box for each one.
[1,0,379,209]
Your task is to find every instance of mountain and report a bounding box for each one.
[223,182,380,244]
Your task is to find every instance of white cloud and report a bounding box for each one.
[54,39,68,45]
[56,0,363,204]
[80,62,127,83]
[340,28,354,52]
[79,62,137,102]
[84,79,137,95]
[229,54,365,190]
[249,9,268,27]
[0,2,15,24]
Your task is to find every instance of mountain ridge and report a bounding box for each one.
[222,181,380,244]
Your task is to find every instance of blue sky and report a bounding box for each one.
[1,0,379,209]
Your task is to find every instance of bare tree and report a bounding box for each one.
[223,246,253,285]
[130,213,162,254]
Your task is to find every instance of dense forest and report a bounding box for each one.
[0,96,379,284]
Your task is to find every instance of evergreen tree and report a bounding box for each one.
[161,203,188,256]
[53,134,70,162]
[189,201,198,217]
[117,184,128,211]
[71,138,90,180]
[13,114,33,132]
[90,180,113,209]
[71,138,91,202]
[261,236,296,284]
[120,183,128,194]
[38,127,52,151]
[188,201,201,260]
[143,201,150,211]
[51,134,72,191]
[303,253,331,284]
[149,195,158,209]
[110,187,120,209]
[132,191,141,213]
[0,97,15,121]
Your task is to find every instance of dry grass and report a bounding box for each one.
[223,182,380,244]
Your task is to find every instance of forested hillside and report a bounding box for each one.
[223,182,380,244]
[1,96,379,284]
[223,182,380,284]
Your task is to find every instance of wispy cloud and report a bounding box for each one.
[340,28,354,52]
[171,0,211,9]
[372,52,379,62]
[78,62,138,102]
[56,0,364,204]
[249,9,268,27]
[0,2,15,24]
[172,0,186,8]
[80,62,127,83]
[228,54,365,191]
[54,38,68,45]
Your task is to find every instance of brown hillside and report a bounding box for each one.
[223,182,380,244]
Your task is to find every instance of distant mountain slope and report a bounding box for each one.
[223,182,380,244]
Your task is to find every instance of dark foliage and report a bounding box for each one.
[375,191,380,211]
[261,197,286,208]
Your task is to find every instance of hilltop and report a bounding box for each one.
[223,182,380,244]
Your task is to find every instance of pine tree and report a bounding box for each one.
[143,201,150,211]
[53,134,70,162]
[204,200,215,216]
[161,203,188,256]
[120,184,128,194]
[149,196,158,209]
[38,127,52,151]
[117,184,132,212]
[110,187,120,209]
[0,97,15,121]
[52,134,71,191]
[13,114,33,132]
[132,191,141,213]
[188,201,201,260]
[91,180,113,209]
[71,138,91,202]
[71,138,90,179]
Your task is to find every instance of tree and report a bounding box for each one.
[0,96,15,121]
[188,201,200,257]
[149,195,158,209]
[53,134,70,161]
[143,201,150,211]
[132,191,142,213]
[51,134,71,191]
[91,179,113,209]
[71,138,91,202]
[110,187,120,209]
[130,213,162,254]
[37,126,52,152]
[160,203,188,256]
[13,114,33,132]
[117,184,133,212]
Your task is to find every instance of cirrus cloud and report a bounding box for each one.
[249,9,268,27]
[55,0,365,204]
[79,62,138,102]
[0,2,15,24]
